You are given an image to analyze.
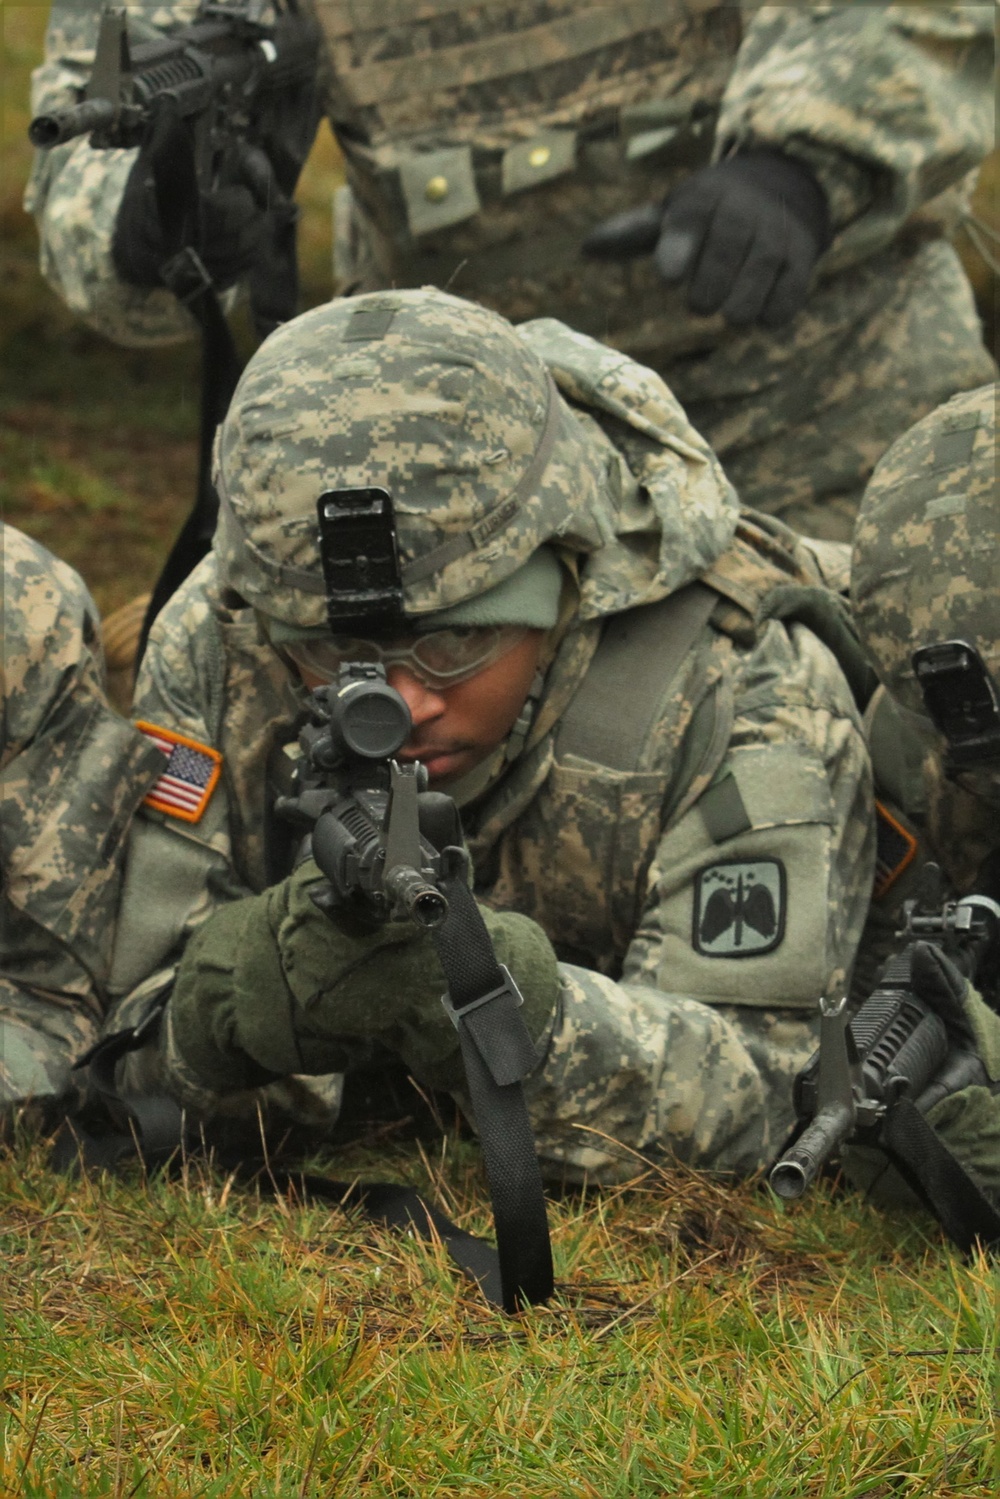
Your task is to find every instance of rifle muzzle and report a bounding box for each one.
[384,865,448,929]
[29,99,117,148]
[769,1100,855,1200]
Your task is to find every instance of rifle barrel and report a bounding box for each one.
[30,98,116,148]
[769,1100,854,1200]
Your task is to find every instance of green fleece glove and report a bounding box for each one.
[910,943,1000,1076]
[844,943,1000,1208]
[922,1085,1000,1203]
[917,943,1000,1203]
[169,860,561,1095]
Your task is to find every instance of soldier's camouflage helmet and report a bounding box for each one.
[213,287,608,629]
[851,383,998,719]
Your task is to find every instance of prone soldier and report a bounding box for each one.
[769,383,1000,1234]
[852,382,999,903]
[0,524,164,1127]
[836,381,1000,1216]
[94,286,885,1185]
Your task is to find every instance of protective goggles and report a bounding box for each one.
[280,624,530,690]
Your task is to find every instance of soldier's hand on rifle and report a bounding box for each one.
[582,149,831,329]
[166,859,559,1097]
[907,943,1000,1107]
[112,109,268,291]
[913,945,1000,1208]
[843,943,1000,1209]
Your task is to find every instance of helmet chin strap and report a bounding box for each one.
[445,669,547,810]
[504,668,546,765]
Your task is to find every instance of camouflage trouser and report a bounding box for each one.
[522,972,817,1185]
[0,981,97,1128]
[663,239,996,541]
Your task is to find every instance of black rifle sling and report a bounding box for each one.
[432,873,555,1312]
[135,102,243,667]
[50,887,555,1313]
[50,1003,512,1309]
[879,1097,1000,1254]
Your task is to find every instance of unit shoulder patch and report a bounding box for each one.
[693,859,786,958]
[136,721,222,823]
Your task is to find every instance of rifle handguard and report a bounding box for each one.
[769,958,951,1201]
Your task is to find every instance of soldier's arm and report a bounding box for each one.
[720,3,995,266]
[25,0,202,346]
[105,558,245,1027]
[0,527,165,1113]
[523,614,875,1184]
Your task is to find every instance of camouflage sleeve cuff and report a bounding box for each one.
[743,137,876,237]
[30,138,204,348]
[718,3,995,267]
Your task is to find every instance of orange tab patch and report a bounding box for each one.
[873,799,919,900]
[137,721,222,824]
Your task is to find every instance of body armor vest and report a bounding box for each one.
[314,0,741,360]
[465,515,839,976]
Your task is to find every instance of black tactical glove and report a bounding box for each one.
[112,110,265,291]
[582,149,831,329]
[111,71,321,304]
[250,68,323,202]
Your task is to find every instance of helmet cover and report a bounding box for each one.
[851,383,998,718]
[213,288,607,628]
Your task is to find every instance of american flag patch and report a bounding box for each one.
[136,721,222,823]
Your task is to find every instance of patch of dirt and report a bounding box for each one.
[2,403,198,613]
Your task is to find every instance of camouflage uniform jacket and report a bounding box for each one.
[0,524,165,1111]
[108,322,875,1179]
[24,3,996,527]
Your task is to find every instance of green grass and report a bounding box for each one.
[2,1136,999,1496]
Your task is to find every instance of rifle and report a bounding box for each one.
[30,2,323,663]
[29,0,320,176]
[274,663,463,930]
[274,663,555,1312]
[770,863,1000,1203]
